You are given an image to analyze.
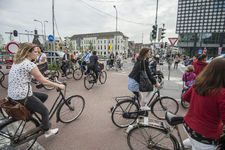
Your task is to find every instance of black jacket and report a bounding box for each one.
[150,61,157,73]
[129,59,156,85]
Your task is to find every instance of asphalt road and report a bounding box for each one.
[0,59,189,150]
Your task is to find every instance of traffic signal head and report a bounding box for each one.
[13,30,18,37]
[152,25,157,39]
[161,28,166,39]
[165,42,168,47]
[161,44,163,48]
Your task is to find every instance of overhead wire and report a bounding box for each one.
[77,0,153,26]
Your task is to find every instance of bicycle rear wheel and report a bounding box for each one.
[151,97,179,120]
[111,100,139,128]
[43,75,57,90]
[0,73,8,89]
[73,68,83,80]
[127,125,177,150]
[57,95,85,123]
[106,65,110,71]
[66,66,73,79]
[181,89,190,109]
[84,74,95,90]
[99,71,107,84]
[0,118,40,150]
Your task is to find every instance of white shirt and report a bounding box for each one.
[8,58,36,100]
[118,55,123,63]
[156,54,160,58]
[65,54,67,60]
[37,53,47,63]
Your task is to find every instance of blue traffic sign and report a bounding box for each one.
[0,52,2,55]
[48,35,54,42]
[198,49,202,54]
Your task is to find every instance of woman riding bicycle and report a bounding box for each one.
[128,47,161,110]
[88,51,103,85]
[35,46,48,76]
[7,42,65,138]
[183,58,225,150]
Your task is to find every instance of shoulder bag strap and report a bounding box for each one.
[24,83,30,106]
[38,53,43,63]
[185,73,187,83]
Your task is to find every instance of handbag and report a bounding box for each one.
[0,84,31,120]
[139,60,153,92]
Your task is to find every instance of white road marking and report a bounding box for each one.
[112,73,129,76]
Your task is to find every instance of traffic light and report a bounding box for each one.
[13,30,18,37]
[165,42,168,48]
[109,45,112,50]
[151,25,157,40]
[161,44,163,48]
[158,28,166,41]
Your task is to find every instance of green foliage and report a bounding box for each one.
[48,60,60,70]
[46,44,49,51]
[182,51,187,55]
[79,47,83,51]
[88,41,94,52]
[168,50,172,54]
[69,42,73,50]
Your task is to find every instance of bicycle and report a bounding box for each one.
[0,69,9,89]
[115,59,122,71]
[51,59,74,79]
[181,86,190,109]
[126,111,225,150]
[73,59,88,80]
[0,81,85,150]
[110,82,179,128]
[31,74,59,90]
[84,69,107,90]
[106,59,114,71]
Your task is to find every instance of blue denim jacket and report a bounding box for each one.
[127,77,139,92]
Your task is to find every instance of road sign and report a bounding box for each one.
[168,38,179,47]
[0,52,2,55]
[203,48,207,54]
[6,42,19,54]
[198,49,202,54]
[48,35,54,42]
[218,47,222,55]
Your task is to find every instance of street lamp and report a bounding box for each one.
[25,30,33,42]
[113,5,117,57]
[34,19,43,42]
[44,20,48,44]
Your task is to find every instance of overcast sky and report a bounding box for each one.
[0,0,178,45]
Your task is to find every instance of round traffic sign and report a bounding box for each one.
[6,42,19,54]
[203,48,207,54]
[48,35,54,42]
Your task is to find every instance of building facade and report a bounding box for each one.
[67,31,129,57]
[176,0,225,57]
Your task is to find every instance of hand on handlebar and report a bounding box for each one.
[156,83,161,89]
[58,84,65,90]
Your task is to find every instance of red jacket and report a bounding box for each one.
[191,60,208,76]
[183,87,225,139]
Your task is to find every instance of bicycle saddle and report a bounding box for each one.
[165,111,184,126]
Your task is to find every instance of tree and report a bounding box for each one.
[69,42,73,51]
[46,44,49,51]
[88,41,94,52]
[59,43,63,51]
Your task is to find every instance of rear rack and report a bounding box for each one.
[113,96,134,103]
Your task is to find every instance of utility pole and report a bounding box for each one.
[52,0,55,63]
[113,5,117,58]
[154,0,159,56]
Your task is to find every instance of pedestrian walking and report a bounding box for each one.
[182,58,225,150]
[174,55,180,69]
[191,54,208,76]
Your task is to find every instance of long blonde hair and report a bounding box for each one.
[14,43,37,64]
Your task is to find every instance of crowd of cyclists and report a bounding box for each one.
[2,42,225,150]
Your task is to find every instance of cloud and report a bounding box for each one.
[0,0,178,45]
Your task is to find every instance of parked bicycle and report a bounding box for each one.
[0,69,9,89]
[110,82,179,128]
[73,59,88,80]
[84,69,107,90]
[0,81,85,150]
[126,111,225,150]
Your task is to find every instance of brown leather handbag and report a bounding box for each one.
[0,84,31,120]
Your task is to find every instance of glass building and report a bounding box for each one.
[176,0,225,57]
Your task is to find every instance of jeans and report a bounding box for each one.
[11,92,50,131]
[61,61,69,74]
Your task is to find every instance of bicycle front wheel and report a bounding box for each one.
[99,71,107,84]
[181,89,190,109]
[151,97,179,120]
[127,125,177,150]
[106,65,110,71]
[43,75,56,90]
[66,66,73,79]
[111,100,139,128]
[84,74,95,90]
[73,68,83,80]
[0,73,8,89]
[57,95,85,123]
[0,118,40,150]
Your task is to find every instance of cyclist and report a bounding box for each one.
[7,42,65,138]
[81,49,91,74]
[61,49,71,77]
[182,58,225,150]
[109,52,114,68]
[35,46,48,76]
[88,51,103,85]
[149,56,157,74]
[72,51,78,61]
[117,53,123,69]
[128,47,161,110]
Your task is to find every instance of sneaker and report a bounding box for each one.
[96,82,101,85]
[44,128,59,138]
[140,105,151,111]
[61,74,65,77]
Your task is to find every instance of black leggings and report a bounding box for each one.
[12,92,49,131]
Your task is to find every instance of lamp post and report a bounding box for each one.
[44,20,48,45]
[34,19,43,43]
[113,5,117,57]
[24,30,33,42]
